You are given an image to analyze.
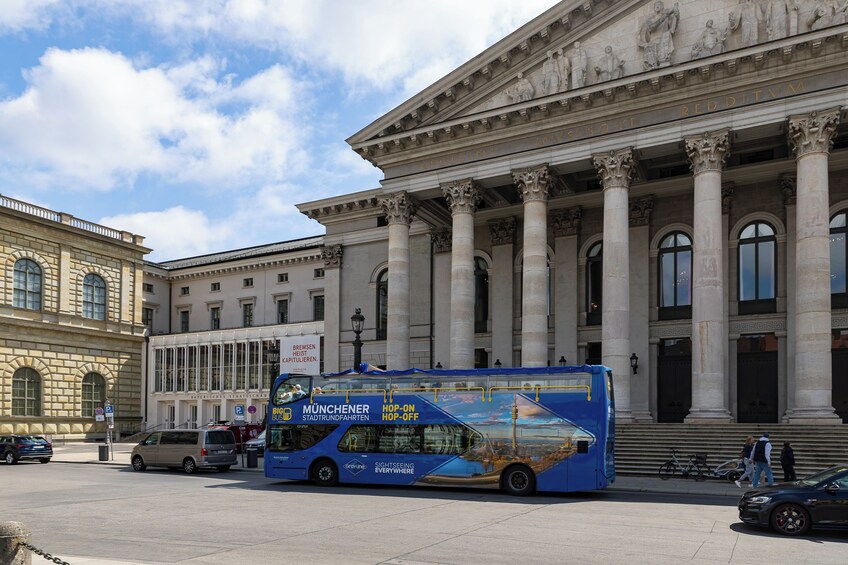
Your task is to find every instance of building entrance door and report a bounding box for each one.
[737,334,778,423]
[657,338,691,423]
[832,330,848,423]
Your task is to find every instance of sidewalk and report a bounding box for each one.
[50,444,745,497]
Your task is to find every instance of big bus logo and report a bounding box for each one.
[272,407,292,421]
[281,408,292,421]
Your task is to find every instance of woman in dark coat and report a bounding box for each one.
[780,441,796,482]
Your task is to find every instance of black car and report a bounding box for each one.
[1,435,53,465]
[738,465,848,535]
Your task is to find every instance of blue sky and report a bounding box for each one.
[0,0,558,261]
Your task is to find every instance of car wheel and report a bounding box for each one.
[312,459,338,487]
[131,455,146,471]
[183,458,198,474]
[217,465,231,472]
[39,458,50,464]
[4,451,17,465]
[658,461,676,480]
[770,503,810,536]
[502,465,536,496]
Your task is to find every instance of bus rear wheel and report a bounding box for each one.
[502,465,536,496]
[312,459,339,487]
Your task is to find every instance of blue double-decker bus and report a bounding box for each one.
[264,365,615,496]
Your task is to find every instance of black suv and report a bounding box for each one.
[1,435,53,464]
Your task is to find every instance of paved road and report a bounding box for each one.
[3,457,846,564]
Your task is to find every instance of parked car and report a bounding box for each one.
[131,429,237,474]
[1,435,53,464]
[209,423,263,453]
[738,465,848,535]
[244,430,265,456]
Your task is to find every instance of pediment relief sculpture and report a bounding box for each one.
[640,1,680,70]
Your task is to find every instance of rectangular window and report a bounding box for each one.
[243,303,254,327]
[277,299,289,324]
[243,277,254,288]
[142,307,153,330]
[278,273,288,283]
[210,307,220,330]
[313,268,325,279]
[180,310,189,333]
[211,282,220,292]
[143,283,154,293]
[180,286,190,296]
[313,295,324,321]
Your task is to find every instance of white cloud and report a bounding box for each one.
[0,0,61,34]
[0,48,308,191]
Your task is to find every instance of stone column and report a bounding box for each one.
[630,196,653,421]
[442,179,482,369]
[379,192,416,369]
[320,245,343,372]
[781,175,798,420]
[489,218,516,366]
[553,207,581,366]
[513,165,552,367]
[431,229,452,367]
[685,129,732,422]
[593,148,635,420]
[787,108,841,422]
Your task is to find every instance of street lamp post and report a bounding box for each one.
[351,308,365,372]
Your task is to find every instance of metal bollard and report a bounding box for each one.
[0,521,31,565]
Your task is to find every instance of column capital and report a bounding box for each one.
[781,174,797,206]
[629,195,654,227]
[379,191,416,225]
[684,129,730,175]
[722,181,735,215]
[320,244,343,269]
[441,179,481,215]
[788,107,841,158]
[488,217,516,245]
[551,206,582,237]
[512,164,551,203]
[592,147,635,189]
[430,229,452,253]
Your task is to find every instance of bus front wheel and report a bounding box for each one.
[502,465,536,496]
[312,459,339,487]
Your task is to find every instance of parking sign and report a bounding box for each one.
[234,404,245,421]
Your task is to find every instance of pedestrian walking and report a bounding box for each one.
[735,435,755,488]
[780,441,796,482]
[751,432,774,488]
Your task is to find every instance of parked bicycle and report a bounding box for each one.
[658,448,708,481]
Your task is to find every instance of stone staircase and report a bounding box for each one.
[615,423,848,479]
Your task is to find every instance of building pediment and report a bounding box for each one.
[348,0,848,175]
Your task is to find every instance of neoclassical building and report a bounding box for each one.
[299,0,848,424]
[1,195,149,438]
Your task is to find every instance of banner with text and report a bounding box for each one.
[279,335,321,375]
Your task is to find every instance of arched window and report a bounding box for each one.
[474,257,489,333]
[587,243,603,325]
[12,368,41,416]
[831,211,848,308]
[659,232,692,320]
[82,373,106,417]
[83,273,107,320]
[376,269,388,340]
[738,221,776,314]
[13,259,42,311]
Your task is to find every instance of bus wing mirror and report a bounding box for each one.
[576,440,589,454]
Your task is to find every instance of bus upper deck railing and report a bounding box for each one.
[307,383,592,404]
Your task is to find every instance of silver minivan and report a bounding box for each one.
[131,429,237,474]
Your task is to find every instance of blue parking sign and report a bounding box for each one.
[104,405,114,414]
[234,405,244,415]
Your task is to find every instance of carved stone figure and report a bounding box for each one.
[570,41,588,89]
[507,72,534,103]
[835,1,848,25]
[639,1,680,70]
[807,4,833,31]
[691,19,728,59]
[542,50,561,95]
[556,47,570,91]
[729,0,760,47]
[763,1,795,40]
[594,46,625,82]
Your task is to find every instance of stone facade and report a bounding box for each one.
[0,196,149,438]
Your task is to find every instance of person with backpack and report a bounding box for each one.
[780,441,797,482]
[734,436,755,488]
[751,432,774,488]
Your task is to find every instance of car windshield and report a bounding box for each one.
[798,466,848,486]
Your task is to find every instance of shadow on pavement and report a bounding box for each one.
[729,522,848,543]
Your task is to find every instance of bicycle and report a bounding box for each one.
[658,448,708,481]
